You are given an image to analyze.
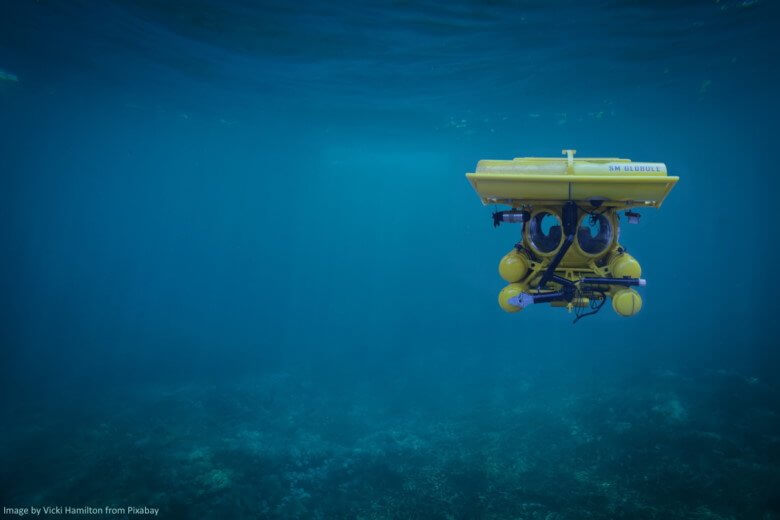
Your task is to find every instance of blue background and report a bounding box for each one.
[1,2,778,518]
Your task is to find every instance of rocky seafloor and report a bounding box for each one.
[2,368,778,519]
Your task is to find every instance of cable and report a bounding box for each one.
[574,202,610,218]
[572,288,607,324]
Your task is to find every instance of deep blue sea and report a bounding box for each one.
[1,1,779,518]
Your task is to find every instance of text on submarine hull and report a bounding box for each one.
[466,150,679,322]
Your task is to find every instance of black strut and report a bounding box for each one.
[538,201,577,289]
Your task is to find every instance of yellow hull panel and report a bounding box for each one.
[466,153,678,208]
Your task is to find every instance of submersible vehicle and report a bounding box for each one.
[466,150,678,322]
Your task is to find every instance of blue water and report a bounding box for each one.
[1,1,779,518]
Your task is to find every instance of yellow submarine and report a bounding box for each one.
[466,150,678,322]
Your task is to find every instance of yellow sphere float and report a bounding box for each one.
[498,283,528,313]
[608,252,642,279]
[498,250,529,283]
[612,288,643,317]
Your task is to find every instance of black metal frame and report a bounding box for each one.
[538,201,578,289]
[521,276,642,322]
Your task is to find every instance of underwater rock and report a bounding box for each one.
[196,468,232,494]
[276,486,311,517]
[652,396,688,422]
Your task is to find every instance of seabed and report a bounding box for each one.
[2,367,778,519]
